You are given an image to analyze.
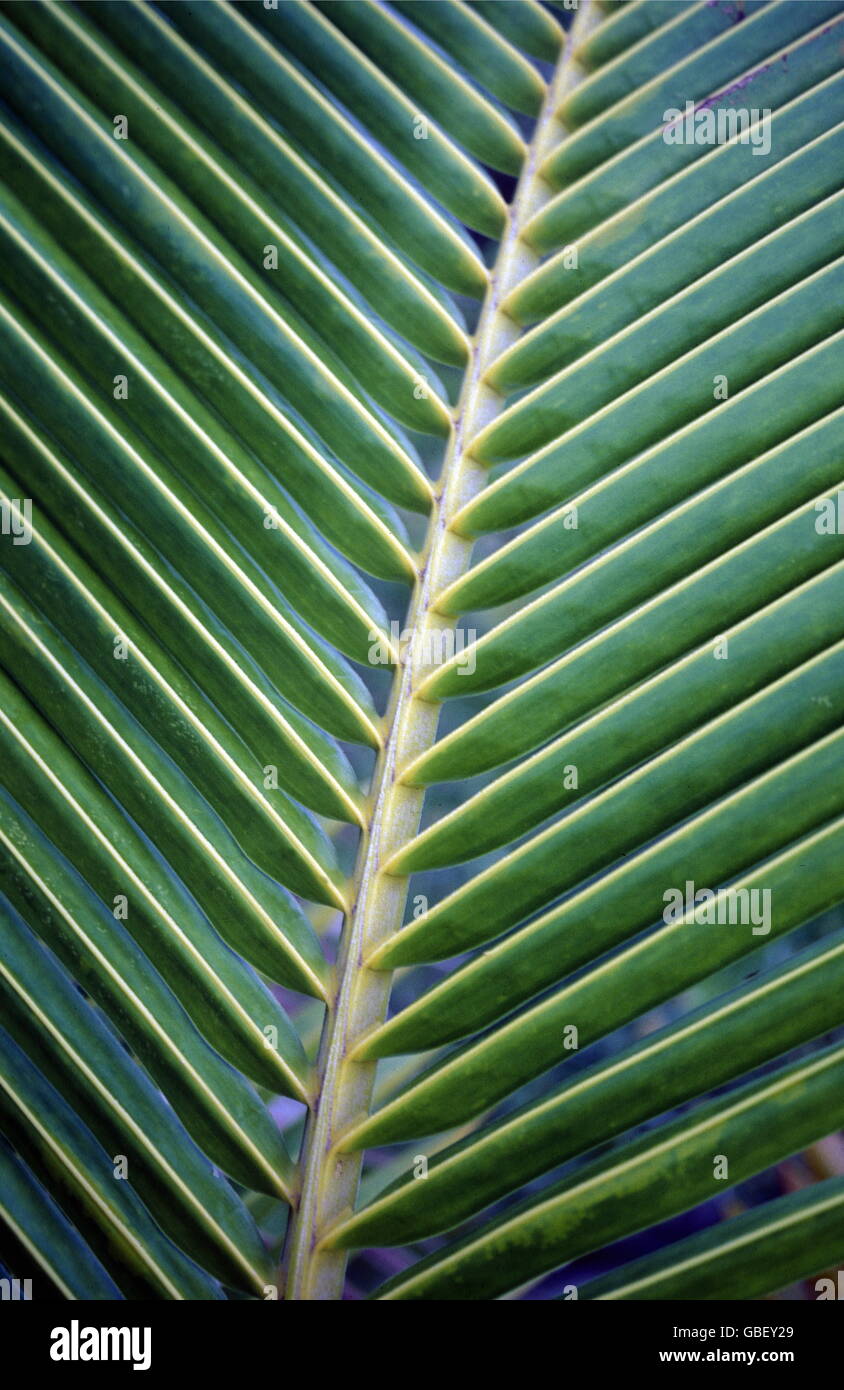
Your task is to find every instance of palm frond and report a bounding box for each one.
[2,0,843,1302]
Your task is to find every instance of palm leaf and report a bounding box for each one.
[1,0,843,1302]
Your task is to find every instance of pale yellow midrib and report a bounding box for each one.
[281,0,602,1302]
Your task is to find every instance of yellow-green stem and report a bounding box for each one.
[282,0,599,1301]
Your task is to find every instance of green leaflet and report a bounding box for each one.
[0,575,332,984]
[0,901,273,1294]
[574,1,694,70]
[0,479,348,894]
[0,112,417,585]
[0,1138,122,1300]
[0,562,344,912]
[149,0,483,305]
[0,396,366,824]
[562,1,772,131]
[0,670,317,1081]
[16,0,458,429]
[580,1178,844,1300]
[0,185,402,672]
[543,1,844,186]
[528,19,844,253]
[248,0,508,237]
[0,1028,225,1301]
[372,742,844,1059]
[358,794,844,1136]
[406,557,844,783]
[329,927,844,1245]
[387,643,844,962]
[425,479,844,700]
[0,793,302,1195]
[0,302,383,746]
[472,255,844,466]
[445,400,844,617]
[392,1,550,115]
[313,2,526,175]
[500,128,844,366]
[373,1044,844,1299]
[472,1,564,63]
[0,15,434,513]
[400,561,844,862]
[459,325,844,538]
